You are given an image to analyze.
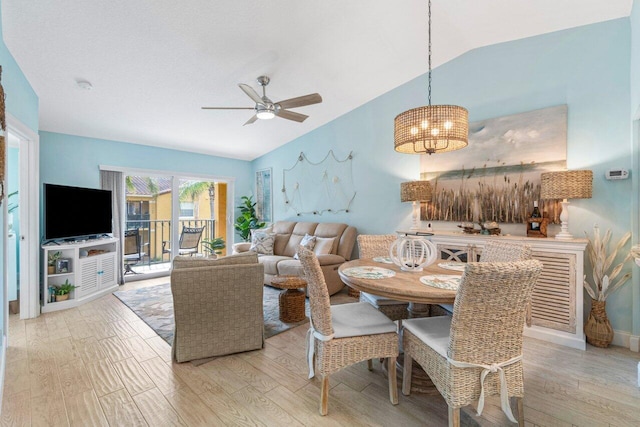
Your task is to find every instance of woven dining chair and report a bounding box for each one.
[297,246,399,416]
[479,241,532,262]
[357,234,410,321]
[433,241,533,317]
[402,260,543,426]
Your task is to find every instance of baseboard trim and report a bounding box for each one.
[612,329,640,351]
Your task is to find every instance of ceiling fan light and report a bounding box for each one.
[256,111,275,120]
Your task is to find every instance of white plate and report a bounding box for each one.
[437,262,466,272]
[372,256,393,264]
[342,266,396,279]
[419,275,461,290]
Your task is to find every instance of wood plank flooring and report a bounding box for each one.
[2,277,640,426]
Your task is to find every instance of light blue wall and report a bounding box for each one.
[8,146,19,277]
[0,5,38,132]
[630,0,640,337]
[39,131,254,236]
[0,0,39,387]
[254,19,635,333]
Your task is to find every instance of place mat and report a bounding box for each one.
[342,266,396,279]
[372,256,393,264]
[437,262,466,272]
[419,275,461,291]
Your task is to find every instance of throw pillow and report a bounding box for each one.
[314,237,335,255]
[250,231,276,255]
[294,234,317,259]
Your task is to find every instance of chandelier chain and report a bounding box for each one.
[428,0,432,106]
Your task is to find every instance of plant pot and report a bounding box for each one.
[55,294,69,302]
[48,265,55,275]
[585,299,614,348]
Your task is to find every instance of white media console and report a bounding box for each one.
[42,237,119,313]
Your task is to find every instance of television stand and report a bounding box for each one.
[42,237,119,313]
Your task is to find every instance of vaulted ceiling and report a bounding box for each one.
[2,0,632,160]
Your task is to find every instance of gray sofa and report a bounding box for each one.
[234,221,357,295]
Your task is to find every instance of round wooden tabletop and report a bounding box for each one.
[338,259,460,305]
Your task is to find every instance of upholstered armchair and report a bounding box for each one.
[170,251,264,362]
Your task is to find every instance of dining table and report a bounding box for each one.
[338,257,465,393]
[338,257,462,318]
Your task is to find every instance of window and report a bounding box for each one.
[180,202,194,218]
[127,201,150,221]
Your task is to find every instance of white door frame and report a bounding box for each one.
[6,113,40,320]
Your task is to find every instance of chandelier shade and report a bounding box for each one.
[393,0,468,155]
[394,105,469,154]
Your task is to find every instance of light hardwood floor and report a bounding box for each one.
[2,277,640,426]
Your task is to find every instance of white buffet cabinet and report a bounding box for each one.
[428,232,588,350]
[42,237,119,313]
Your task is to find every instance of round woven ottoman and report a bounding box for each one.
[270,276,308,323]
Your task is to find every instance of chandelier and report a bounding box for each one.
[394,0,468,155]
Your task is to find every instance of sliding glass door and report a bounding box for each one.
[123,173,228,277]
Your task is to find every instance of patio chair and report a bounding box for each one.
[357,234,410,322]
[401,260,543,426]
[298,246,399,415]
[163,226,205,257]
[123,228,146,275]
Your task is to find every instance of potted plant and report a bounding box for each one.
[48,251,62,275]
[202,237,225,258]
[234,196,265,242]
[583,225,631,347]
[54,279,76,302]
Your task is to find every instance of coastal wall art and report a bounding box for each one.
[420,105,567,224]
[283,151,355,215]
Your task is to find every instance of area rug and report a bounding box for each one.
[113,283,310,346]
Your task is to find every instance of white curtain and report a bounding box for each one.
[100,170,125,285]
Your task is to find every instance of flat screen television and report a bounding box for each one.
[44,184,113,241]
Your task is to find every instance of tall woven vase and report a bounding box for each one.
[584,299,613,348]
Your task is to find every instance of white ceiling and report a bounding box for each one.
[2,0,632,161]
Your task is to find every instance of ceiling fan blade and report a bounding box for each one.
[243,115,259,126]
[277,109,308,123]
[239,83,264,105]
[201,107,254,110]
[276,93,322,110]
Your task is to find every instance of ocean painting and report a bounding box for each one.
[420,105,567,224]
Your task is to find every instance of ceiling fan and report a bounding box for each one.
[202,76,322,126]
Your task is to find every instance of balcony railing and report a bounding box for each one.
[125,219,217,269]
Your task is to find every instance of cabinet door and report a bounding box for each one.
[436,244,478,262]
[98,255,117,289]
[529,251,576,333]
[77,257,99,299]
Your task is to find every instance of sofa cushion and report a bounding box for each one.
[250,231,276,255]
[259,255,291,275]
[314,237,335,256]
[172,251,258,269]
[276,259,305,277]
[283,222,318,257]
[294,234,316,259]
[315,223,347,254]
[272,221,297,255]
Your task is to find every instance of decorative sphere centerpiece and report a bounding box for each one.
[389,235,438,272]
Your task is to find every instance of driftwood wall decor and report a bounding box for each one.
[420,105,567,224]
